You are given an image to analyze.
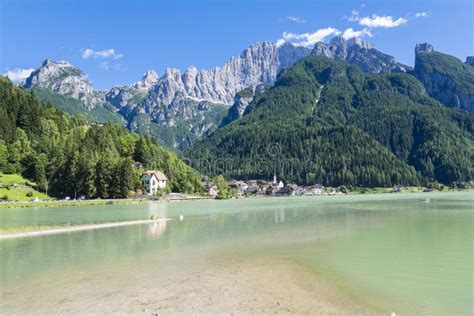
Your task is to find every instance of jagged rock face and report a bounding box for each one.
[133,70,159,90]
[145,41,310,106]
[22,59,100,109]
[311,37,410,74]
[466,57,474,67]
[414,43,474,112]
[220,84,268,127]
[106,87,147,119]
[18,40,324,150]
[415,43,434,54]
[101,41,309,149]
[148,42,277,105]
[277,43,312,70]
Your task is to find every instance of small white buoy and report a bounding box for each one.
[390,312,396,316]
[179,215,184,221]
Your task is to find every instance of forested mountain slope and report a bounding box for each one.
[414,43,474,112]
[186,56,473,187]
[0,77,203,198]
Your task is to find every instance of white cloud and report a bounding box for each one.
[347,10,360,22]
[99,61,109,70]
[82,48,123,60]
[415,12,428,18]
[342,28,372,40]
[358,15,407,28]
[275,39,286,47]
[287,15,306,24]
[2,68,34,83]
[276,27,341,48]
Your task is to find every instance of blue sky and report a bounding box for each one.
[1,0,472,89]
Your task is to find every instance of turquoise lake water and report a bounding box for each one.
[0,192,472,314]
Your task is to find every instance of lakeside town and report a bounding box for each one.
[1,166,460,208]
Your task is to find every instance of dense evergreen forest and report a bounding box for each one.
[0,77,203,199]
[186,56,474,187]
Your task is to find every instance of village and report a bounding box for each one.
[203,174,347,198]
[140,169,348,199]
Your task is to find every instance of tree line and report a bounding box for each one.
[0,77,203,199]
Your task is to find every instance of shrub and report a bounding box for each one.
[155,187,171,198]
[26,191,33,197]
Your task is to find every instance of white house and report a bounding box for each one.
[141,170,168,195]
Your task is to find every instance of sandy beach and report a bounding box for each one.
[1,254,374,315]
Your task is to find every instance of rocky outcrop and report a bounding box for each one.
[414,43,474,112]
[146,41,308,106]
[277,43,312,71]
[415,43,434,54]
[465,57,474,67]
[133,70,159,90]
[311,36,410,74]
[220,84,268,127]
[22,59,101,109]
[105,86,147,120]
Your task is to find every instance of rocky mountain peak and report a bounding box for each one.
[311,36,409,74]
[414,43,473,112]
[327,36,374,50]
[277,42,312,70]
[41,59,72,68]
[143,69,158,81]
[143,42,282,106]
[465,56,474,67]
[347,37,374,50]
[23,59,100,109]
[134,69,159,90]
[415,43,434,54]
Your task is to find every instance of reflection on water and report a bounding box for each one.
[0,192,472,314]
[148,220,167,236]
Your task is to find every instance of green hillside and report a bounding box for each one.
[186,56,474,187]
[0,77,203,199]
[28,86,125,124]
[0,174,52,201]
[414,50,474,111]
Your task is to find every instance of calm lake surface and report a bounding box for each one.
[0,192,472,314]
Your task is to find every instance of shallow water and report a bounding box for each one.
[0,192,472,314]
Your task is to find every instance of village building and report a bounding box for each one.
[141,170,168,195]
[244,186,259,194]
[271,173,284,189]
[228,181,248,197]
[208,186,218,197]
[246,180,258,187]
[203,181,219,197]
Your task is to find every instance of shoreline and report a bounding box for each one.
[0,198,150,209]
[1,255,377,315]
[0,189,469,210]
[0,194,215,209]
[0,218,169,240]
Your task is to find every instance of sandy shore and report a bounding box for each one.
[1,254,375,315]
[0,219,169,240]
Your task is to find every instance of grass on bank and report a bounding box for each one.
[0,198,150,209]
[0,174,52,201]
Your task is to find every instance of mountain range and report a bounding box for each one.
[8,36,474,186]
[20,42,313,151]
[187,52,473,187]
